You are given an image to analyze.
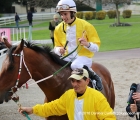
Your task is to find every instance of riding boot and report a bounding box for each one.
[83,65,103,91]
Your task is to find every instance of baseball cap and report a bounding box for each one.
[68,68,89,80]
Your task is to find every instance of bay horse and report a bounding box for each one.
[0,39,115,120]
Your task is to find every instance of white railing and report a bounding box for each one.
[0,13,56,26]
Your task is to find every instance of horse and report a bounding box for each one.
[0,39,115,120]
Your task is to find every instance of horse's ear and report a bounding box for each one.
[3,38,12,48]
[15,39,24,53]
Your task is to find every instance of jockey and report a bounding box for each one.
[53,0,103,91]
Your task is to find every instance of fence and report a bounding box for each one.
[0,26,32,42]
[0,13,55,26]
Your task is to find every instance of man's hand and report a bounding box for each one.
[59,47,65,55]
[78,37,89,47]
[130,100,137,113]
[132,92,140,101]
[18,107,33,116]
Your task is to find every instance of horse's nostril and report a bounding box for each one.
[0,100,3,104]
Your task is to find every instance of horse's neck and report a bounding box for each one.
[37,71,72,101]
[24,49,72,101]
[32,67,72,101]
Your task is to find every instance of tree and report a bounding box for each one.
[0,0,16,13]
[26,0,96,8]
[102,0,131,25]
[28,0,59,8]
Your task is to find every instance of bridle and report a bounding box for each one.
[10,50,34,102]
[11,50,33,91]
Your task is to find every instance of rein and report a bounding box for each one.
[28,43,82,86]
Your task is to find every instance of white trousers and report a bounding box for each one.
[64,56,93,70]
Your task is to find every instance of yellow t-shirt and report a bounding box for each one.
[33,87,116,120]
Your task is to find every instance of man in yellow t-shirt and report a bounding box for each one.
[19,68,116,120]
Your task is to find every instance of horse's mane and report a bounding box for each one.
[7,41,69,68]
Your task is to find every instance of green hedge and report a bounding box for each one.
[0,14,2,17]
[84,12,94,20]
[76,12,84,19]
[107,10,121,19]
[96,11,106,20]
[92,11,96,19]
[107,10,116,19]
[122,10,132,18]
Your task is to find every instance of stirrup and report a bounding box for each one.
[90,79,96,89]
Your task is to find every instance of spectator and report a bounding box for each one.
[18,68,116,120]
[49,14,61,47]
[15,12,20,29]
[27,10,33,26]
[126,84,140,118]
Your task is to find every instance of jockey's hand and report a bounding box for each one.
[18,107,33,116]
[78,37,90,47]
[59,47,65,55]
[130,100,137,113]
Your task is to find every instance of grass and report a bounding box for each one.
[8,15,140,52]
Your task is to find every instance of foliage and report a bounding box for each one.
[107,10,116,19]
[0,14,3,18]
[76,12,84,19]
[102,0,131,25]
[96,11,106,20]
[107,10,120,19]
[0,0,16,13]
[84,12,94,20]
[76,1,95,11]
[29,0,59,8]
[122,10,132,18]
[92,11,96,19]
[102,0,131,4]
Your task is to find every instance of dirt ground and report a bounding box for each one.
[0,48,140,120]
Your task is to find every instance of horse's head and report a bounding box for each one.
[0,39,26,103]
[0,39,73,104]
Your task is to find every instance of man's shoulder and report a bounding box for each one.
[64,89,75,96]
[87,87,104,97]
[55,22,63,29]
[66,89,74,93]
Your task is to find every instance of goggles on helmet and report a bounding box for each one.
[56,4,76,12]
